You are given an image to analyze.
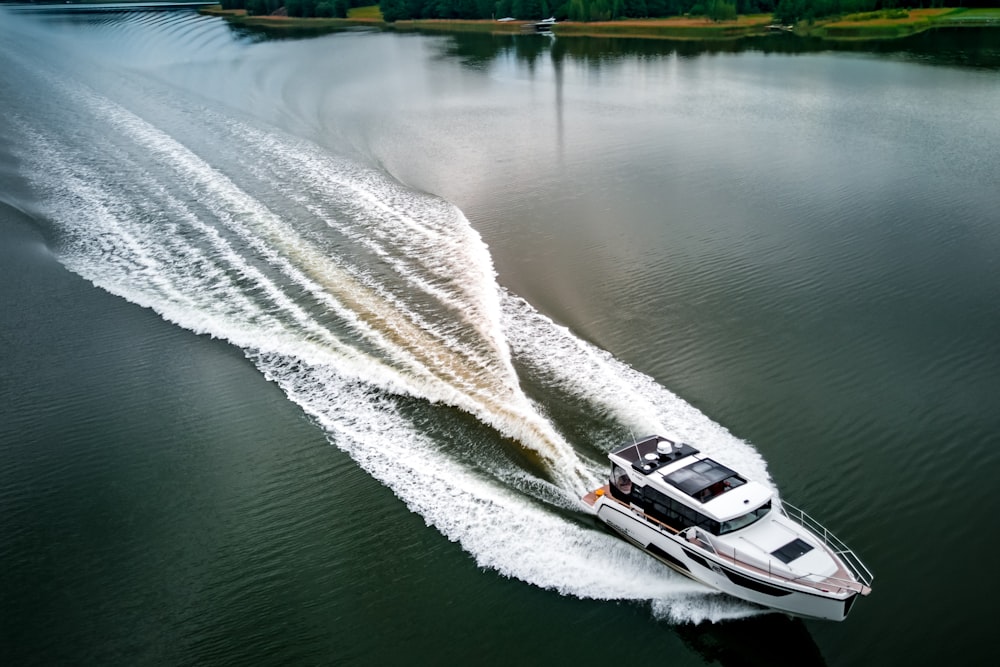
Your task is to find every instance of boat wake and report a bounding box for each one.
[0,10,772,624]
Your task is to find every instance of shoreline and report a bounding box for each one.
[199,6,1000,42]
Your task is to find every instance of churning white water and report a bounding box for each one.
[2,9,772,623]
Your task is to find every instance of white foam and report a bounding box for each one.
[501,293,773,485]
[6,45,770,622]
[652,594,770,625]
[255,351,761,622]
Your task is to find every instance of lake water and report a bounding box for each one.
[2,6,999,665]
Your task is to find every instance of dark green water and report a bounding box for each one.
[2,6,999,665]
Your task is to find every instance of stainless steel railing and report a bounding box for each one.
[779,500,875,588]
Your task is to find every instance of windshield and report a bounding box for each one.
[718,501,771,535]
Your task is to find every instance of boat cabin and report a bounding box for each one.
[590,435,874,614]
[607,435,772,536]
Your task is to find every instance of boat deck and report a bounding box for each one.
[583,485,871,597]
[582,485,609,507]
[695,534,871,596]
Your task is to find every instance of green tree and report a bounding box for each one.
[772,0,804,23]
[706,0,736,20]
[380,0,412,20]
[315,0,349,16]
[588,0,610,19]
[644,0,669,17]
[513,0,548,18]
[567,0,586,19]
[624,0,648,18]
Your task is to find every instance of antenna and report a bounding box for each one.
[628,428,640,463]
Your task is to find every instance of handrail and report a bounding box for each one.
[598,491,874,594]
[779,500,875,587]
[695,539,867,595]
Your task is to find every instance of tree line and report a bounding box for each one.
[216,0,998,24]
[378,0,775,21]
[219,0,367,18]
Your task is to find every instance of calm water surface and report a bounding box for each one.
[2,6,999,666]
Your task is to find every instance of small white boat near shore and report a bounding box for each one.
[584,435,873,621]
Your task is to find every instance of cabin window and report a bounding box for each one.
[694,476,746,503]
[612,464,632,494]
[718,501,771,535]
[609,464,634,502]
[641,486,722,535]
[665,458,745,503]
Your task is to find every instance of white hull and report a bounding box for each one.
[594,496,859,622]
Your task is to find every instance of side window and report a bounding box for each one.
[612,464,632,495]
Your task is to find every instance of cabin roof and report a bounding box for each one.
[609,434,773,522]
[610,435,699,474]
[664,458,737,497]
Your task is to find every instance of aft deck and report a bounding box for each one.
[582,485,609,508]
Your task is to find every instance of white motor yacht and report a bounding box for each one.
[583,435,873,621]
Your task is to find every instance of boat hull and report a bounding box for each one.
[595,498,857,622]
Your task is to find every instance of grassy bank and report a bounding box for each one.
[199,8,537,34]
[199,6,1000,41]
[200,8,775,38]
[386,19,529,34]
[934,7,1000,24]
[551,15,773,40]
[199,6,381,29]
[807,8,954,40]
[803,8,1000,40]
